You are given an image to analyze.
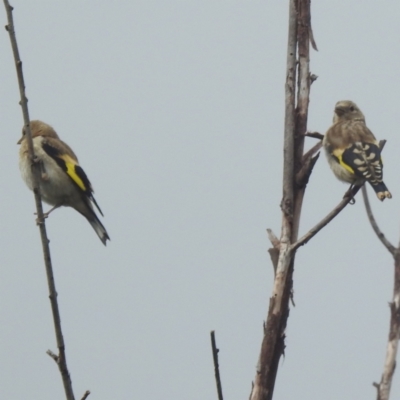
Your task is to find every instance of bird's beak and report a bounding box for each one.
[17,135,24,145]
[334,107,345,117]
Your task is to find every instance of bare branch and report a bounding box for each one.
[308,2,318,52]
[291,185,362,251]
[361,186,395,255]
[250,1,300,399]
[267,229,280,249]
[80,391,91,400]
[310,73,318,84]
[46,349,59,363]
[302,140,322,162]
[374,250,400,400]
[3,2,76,399]
[304,131,324,140]
[267,229,280,273]
[296,152,320,188]
[210,331,224,400]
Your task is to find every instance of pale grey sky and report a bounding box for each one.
[1,1,400,399]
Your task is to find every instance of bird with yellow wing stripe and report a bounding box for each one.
[323,100,392,201]
[18,120,110,245]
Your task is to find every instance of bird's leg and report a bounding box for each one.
[39,160,49,181]
[35,204,61,224]
[343,185,354,199]
[43,204,61,218]
[343,183,363,205]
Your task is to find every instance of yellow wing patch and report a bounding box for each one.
[332,148,355,174]
[60,155,87,191]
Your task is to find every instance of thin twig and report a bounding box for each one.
[3,2,75,400]
[296,152,320,188]
[47,349,59,363]
[210,331,224,400]
[267,229,280,273]
[80,391,91,400]
[302,140,322,162]
[304,131,324,140]
[361,186,395,255]
[291,185,362,251]
[267,229,280,249]
[360,167,400,400]
[370,245,400,400]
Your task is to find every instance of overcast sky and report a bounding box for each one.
[1,1,400,399]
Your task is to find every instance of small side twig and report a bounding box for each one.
[361,186,395,255]
[296,152,320,188]
[3,2,76,400]
[80,391,91,400]
[210,331,224,400]
[302,140,322,162]
[46,349,59,363]
[267,229,280,274]
[267,229,280,249]
[305,131,324,140]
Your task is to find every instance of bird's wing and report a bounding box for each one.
[326,122,380,176]
[340,142,383,183]
[41,137,104,216]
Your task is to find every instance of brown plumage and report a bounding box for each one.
[323,100,392,201]
[18,120,110,245]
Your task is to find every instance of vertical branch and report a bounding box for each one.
[292,0,311,241]
[374,249,400,400]
[250,1,315,399]
[3,2,76,400]
[362,187,400,400]
[210,331,224,400]
[249,1,298,399]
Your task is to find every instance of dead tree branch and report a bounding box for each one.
[210,331,224,400]
[3,2,77,399]
[250,1,304,399]
[362,186,395,255]
[362,186,400,400]
[80,391,91,400]
[248,1,365,398]
[291,184,361,251]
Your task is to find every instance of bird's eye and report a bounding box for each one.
[350,106,355,112]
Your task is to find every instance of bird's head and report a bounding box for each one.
[17,120,59,144]
[333,100,365,123]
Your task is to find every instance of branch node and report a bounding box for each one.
[267,229,280,249]
[310,73,318,84]
[46,349,59,363]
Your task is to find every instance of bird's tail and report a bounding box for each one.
[87,213,110,246]
[76,197,110,245]
[370,181,392,201]
[87,214,110,245]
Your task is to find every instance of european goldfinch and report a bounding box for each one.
[323,100,392,201]
[18,120,110,245]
